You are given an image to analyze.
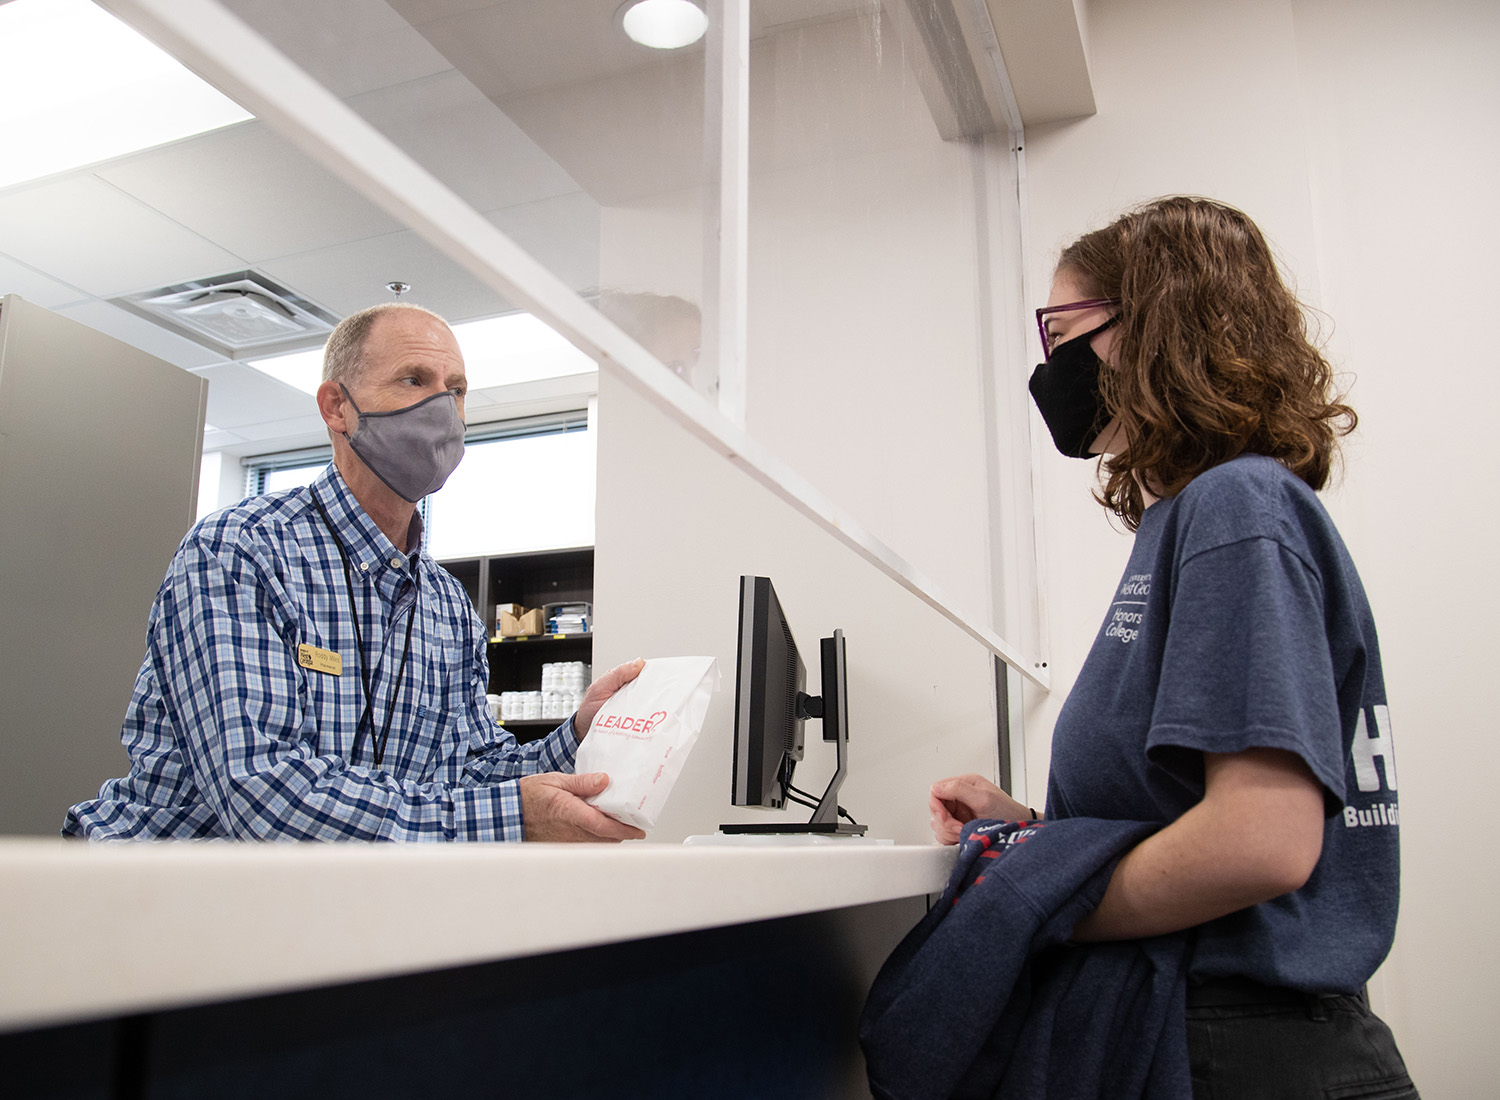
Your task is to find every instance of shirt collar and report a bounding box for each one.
[308,464,425,574]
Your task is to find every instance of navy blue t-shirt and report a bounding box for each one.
[1046,455,1400,993]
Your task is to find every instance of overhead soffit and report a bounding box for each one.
[983,0,1095,127]
[221,0,454,98]
[388,0,1095,205]
[389,1,939,205]
[387,0,869,100]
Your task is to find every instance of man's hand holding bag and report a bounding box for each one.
[574,656,721,831]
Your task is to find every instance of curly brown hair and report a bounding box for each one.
[1055,196,1356,529]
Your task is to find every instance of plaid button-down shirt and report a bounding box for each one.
[64,464,575,840]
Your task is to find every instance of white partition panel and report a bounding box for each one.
[101,0,1048,692]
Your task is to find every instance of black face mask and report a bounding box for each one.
[1027,316,1119,459]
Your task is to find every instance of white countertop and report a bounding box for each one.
[0,839,955,1032]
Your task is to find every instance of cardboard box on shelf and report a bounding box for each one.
[498,606,546,637]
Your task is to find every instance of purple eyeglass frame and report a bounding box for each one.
[1035,297,1122,360]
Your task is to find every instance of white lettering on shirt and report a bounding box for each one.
[1351,704,1397,792]
[1343,801,1400,829]
[1106,574,1152,644]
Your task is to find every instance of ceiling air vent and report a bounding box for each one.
[112,271,338,359]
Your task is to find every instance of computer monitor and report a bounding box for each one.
[723,575,865,836]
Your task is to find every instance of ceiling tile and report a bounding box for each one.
[0,176,243,298]
[486,191,600,293]
[348,70,582,213]
[229,414,331,444]
[0,253,90,311]
[97,124,403,265]
[470,371,598,409]
[203,427,249,451]
[55,300,227,370]
[222,0,452,99]
[465,372,599,426]
[258,229,510,322]
[192,362,319,430]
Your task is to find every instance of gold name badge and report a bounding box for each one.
[296,644,343,676]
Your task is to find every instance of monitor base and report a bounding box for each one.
[717,821,868,836]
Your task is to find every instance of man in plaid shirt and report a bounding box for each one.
[65,303,643,843]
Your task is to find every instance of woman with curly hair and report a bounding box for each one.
[929,197,1417,1098]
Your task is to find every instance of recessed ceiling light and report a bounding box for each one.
[0,0,252,190]
[620,0,708,50]
[247,313,597,396]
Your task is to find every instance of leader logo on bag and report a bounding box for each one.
[594,710,670,737]
[576,656,720,831]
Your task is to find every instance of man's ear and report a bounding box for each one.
[317,380,352,436]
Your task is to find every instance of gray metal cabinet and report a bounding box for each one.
[0,295,207,835]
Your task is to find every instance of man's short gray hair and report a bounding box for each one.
[322,302,448,387]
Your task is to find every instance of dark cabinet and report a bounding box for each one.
[438,547,593,741]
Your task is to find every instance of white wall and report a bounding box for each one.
[196,448,251,519]
[1022,0,1500,1093]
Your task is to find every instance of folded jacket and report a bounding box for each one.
[860,817,1192,1100]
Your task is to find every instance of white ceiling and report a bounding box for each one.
[0,0,1090,460]
[0,174,244,298]
[0,0,862,461]
[0,0,618,459]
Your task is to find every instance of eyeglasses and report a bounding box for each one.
[1035,298,1121,361]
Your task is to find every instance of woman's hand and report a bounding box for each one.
[928,774,1035,845]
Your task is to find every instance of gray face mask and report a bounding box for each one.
[340,383,465,503]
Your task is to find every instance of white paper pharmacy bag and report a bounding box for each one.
[575,656,720,831]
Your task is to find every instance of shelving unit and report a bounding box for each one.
[490,632,594,646]
[438,546,593,743]
[491,719,569,736]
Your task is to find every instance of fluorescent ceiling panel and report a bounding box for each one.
[456,313,598,390]
[245,346,324,394]
[0,0,252,189]
[247,313,597,395]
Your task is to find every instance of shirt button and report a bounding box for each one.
[390,556,403,569]
[359,562,370,573]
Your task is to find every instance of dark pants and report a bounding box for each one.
[1186,979,1419,1100]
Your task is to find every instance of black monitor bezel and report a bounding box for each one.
[725,576,864,835]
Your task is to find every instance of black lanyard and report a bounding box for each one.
[311,493,418,768]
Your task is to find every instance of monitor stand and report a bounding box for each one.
[718,821,867,836]
[722,634,866,836]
